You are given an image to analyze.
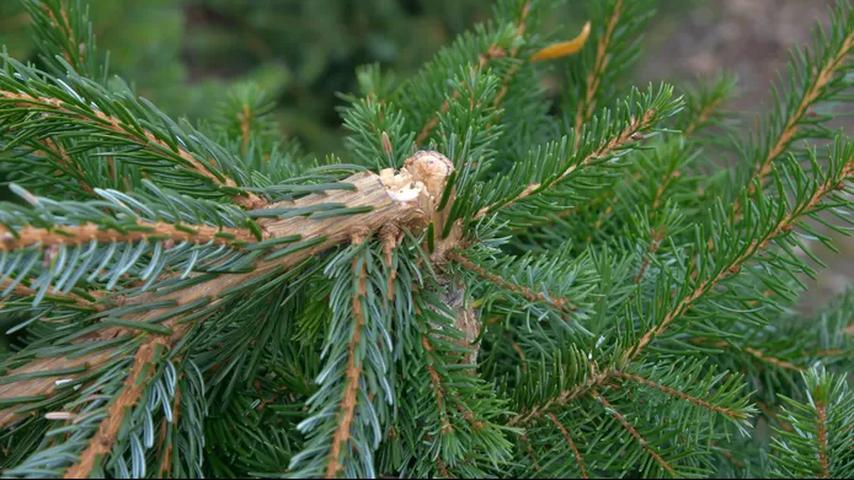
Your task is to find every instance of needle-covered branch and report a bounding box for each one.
[2,0,853,477]
[0,152,454,431]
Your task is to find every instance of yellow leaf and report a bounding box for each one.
[530,21,591,62]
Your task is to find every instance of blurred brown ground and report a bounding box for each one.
[641,0,834,112]
[639,0,852,313]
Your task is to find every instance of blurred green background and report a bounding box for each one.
[1,0,499,156]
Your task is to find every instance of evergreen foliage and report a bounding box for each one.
[0,0,852,478]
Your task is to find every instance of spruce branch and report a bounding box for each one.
[591,390,677,477]
[546,412,588,479]
[613,371,747,421]
[36,137,96,195]
[518,77,728,239]
[0,70,263,208]
[62,338,168,478]
[681,74,736,137]
[735,1,853,210]
[0,349,116,428]
[447,250,575,315]
[564,0,652,147]
[510,143,851,430]
[475,86,677,221]
[0,220,255,251]
[2,0,853,477]
[769,368,854,478]
[323,242,368,479]
[626,148,853,362]
[511,143,852,428]
[22,0,103,81]
[573,0,623,139]
[0,277,101,310]
[413,0,532,145]
[391,292,513,478]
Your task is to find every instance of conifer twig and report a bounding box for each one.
[743,347,803,372]
[0,89,265,209]
[0,350,116,427]
[510,155,853,426]
[0,278,102,310]
[683,95,726,137]
[573,0,623,142]
[815,399,830,479]
[625,160,853,362]
[325,241,368,478]
[476,106,657,219]
[547,413,588,479]
[734,27,854,213]
[415,0,532,145]
[63,338,168,478]
[421,336,453,434]
[614,370,746,419]
[592,390,676,477]
[37,137,96,195]
[447,251,575,315]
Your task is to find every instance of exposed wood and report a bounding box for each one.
[0,152,453,430]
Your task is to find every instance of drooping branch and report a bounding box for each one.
[0,89,264,209]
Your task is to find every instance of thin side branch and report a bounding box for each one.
[738,29,854,207]
[573,0,623,140]
[615,370,746,420]
[0,89,264,209]
[634,225,665,283]
[592,390,676,477]
[0,350,116,427]
[0,278,102,310]
[421,336,453,434]
[37,138,95,195]
[476,106,657,219]
[415,1,532,145]
[683,95,726,136]
[744,347,803,372]
[448,251,575,315]
[547,413,589,478]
